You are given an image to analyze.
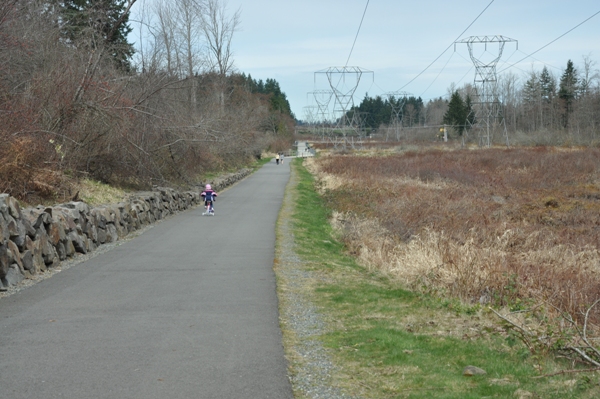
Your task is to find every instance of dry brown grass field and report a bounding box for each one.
[307,145,600,340]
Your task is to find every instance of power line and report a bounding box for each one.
[498,9,600,74]
[453,66,474,93]
[497,47,518,69]
[515,50,561,71]
[398,0,495,91]
[420,51,456,98]
[345,0,370,67]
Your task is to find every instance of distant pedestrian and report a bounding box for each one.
[275,153,280,165]
[280,153,284,164]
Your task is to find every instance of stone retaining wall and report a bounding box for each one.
[0,169,252,289]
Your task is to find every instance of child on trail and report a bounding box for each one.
[201,184,218,215]
[275,153,280,165]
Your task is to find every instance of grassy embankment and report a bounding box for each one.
[283,154,600,398]
[27,156,274,208]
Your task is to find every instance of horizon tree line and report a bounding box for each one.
[308,57,599,144]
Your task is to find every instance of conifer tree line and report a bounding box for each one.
[0,0,294,201]
[344,57,599,143]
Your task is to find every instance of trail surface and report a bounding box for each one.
[0,160,293,399]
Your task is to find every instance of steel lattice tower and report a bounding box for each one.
[385,91,411,141]
[302,105,318,136]
[315,67,373,148]
[308,90,334,140]
[455,35,517,147]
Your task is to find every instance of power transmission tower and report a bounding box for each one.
[309,90,334,141]
[302,105,318,136]
[315,66,374,149]
[455,35,517,147]
[385,91,411,141]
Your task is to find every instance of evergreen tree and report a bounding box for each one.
[523,72,541,105]
[344,94,426,129]
[264,78,293,117]
[354,94,390,128]
[58,0,134,70]
[239,75,293,118]
[402,96,424,126]
[540,66,556,102]
[558,59,579,127]
[443,91,470,135]
[522,71,542,130]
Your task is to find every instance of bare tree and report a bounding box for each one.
[575,55,600,140]
[200,0,240,110]
[579,54,599,97]
[498,72,520,132]
[176,0,204,78]
[153,0,181,76]
[201,0,240,76]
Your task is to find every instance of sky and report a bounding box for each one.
[131,0,600,120]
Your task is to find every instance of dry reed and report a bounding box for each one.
[313,147,600,324]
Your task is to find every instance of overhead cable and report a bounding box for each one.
[345,0,370,67]
[420,51,456,98]
[498,9,600,73]
[398,0,495,91]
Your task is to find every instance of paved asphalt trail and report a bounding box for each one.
[0,161,293,398]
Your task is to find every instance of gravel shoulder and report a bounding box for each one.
[275,162,357,399]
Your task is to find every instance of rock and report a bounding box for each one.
[463,365,486,376]
[48,221,67,246]
[21,216,36,238]
[21,250,34,271]
[97,227,107,244]
[7,215,27,249]
[27,207,52,229]
[6,240,24,272]
[106,224,118,243]
[67,231,87,254]
[93,208,109,229]
[36,228,51,254]
[56,241,67,261]
[29,239,46,273]
[0,194,9,218]
[86,238,96,253]
[4,264,25,286]
[7,195,22,219]
[0,213,8,242]
[45,252,59,268]
[62,201,90,216]
[0,244,9,281]
[83,222,98,243]
[65,239,75,257]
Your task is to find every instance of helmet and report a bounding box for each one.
[205,184,211,190]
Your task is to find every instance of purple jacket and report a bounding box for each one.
[201,189,218,202]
